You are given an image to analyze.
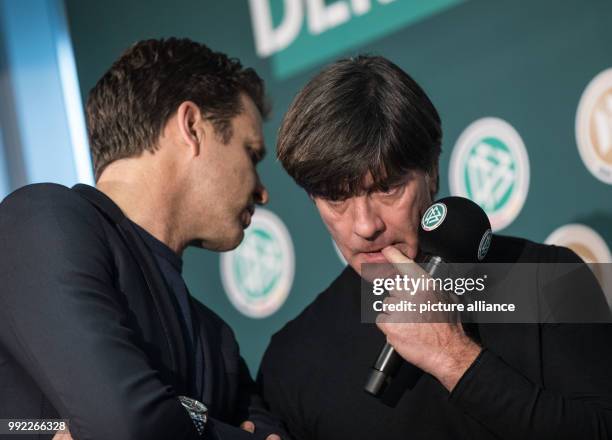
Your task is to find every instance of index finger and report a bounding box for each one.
[381,246,427,278]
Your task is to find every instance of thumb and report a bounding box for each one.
[240,421,255,433]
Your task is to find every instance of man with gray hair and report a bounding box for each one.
[258,55,612,439]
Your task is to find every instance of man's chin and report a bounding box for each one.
[197,229,244,252]
[221,230,245,251]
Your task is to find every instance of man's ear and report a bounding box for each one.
[176,101,204,156]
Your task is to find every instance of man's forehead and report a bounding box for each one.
[359,170,413,188]
[239,93,263,124]
[239,95,264,134]
[361,169,400,186]
[242,116,265,148]
[361,172,378,188]
[234,99,264,145]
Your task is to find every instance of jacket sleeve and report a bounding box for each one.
[449,246,612,439]
[0,185,199,440]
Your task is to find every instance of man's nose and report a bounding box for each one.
[352,197,384,239]
[253,175,269,205]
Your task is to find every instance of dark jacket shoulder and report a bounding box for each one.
[0,183,109,241]
[2,182,95,213]
[486,234,582,264]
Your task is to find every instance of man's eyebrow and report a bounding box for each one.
[246,139,267,162]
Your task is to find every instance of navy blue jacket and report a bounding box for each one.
[0,183,283,440]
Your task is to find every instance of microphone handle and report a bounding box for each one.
[364,255,443,397]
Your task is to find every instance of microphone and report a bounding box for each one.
[363,196,492,397]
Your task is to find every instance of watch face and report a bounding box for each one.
[178,395,208,435]
[179,396,208,414]
[192,400,208,414]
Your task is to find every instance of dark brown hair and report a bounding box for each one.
[86,38,268,180]
[277,55,441,200]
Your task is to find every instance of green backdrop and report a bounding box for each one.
[65,0,612,373]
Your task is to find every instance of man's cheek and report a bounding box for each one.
[324,220,345,244]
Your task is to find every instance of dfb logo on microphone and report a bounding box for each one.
[478,229,492,261]
[421,202,447,231]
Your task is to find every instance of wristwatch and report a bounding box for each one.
[179,395,208,436]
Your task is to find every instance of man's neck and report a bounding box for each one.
[96,164,186,255]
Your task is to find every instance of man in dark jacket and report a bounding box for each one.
[0,38,284,440]
[258,55,612,439]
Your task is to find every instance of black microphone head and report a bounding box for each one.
[418,196,492,263]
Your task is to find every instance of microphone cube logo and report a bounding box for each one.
[576,68,612,184]
[477,228,492,261]
[220,208,295,318]
[421,202,447,231]
[449,117,530,232]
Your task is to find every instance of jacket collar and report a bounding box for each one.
[72,183,126,223]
